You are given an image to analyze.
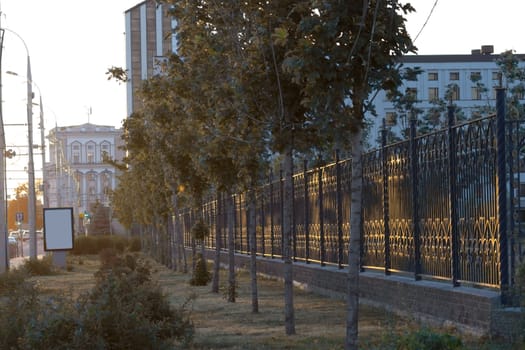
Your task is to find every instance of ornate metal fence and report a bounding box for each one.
[178,92,522,302]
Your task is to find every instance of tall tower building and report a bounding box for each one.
[125,1,178,116]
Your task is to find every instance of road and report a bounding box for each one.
[9,235,46,269]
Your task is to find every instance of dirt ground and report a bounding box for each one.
[30,255,510,350]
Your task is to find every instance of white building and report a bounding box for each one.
[367,45,525,147]
[44,123,125,232]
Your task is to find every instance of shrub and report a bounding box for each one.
[190,253,211,286]
[0,253,194,349]
[128,236,142,252]
[396,328,464,350]
[0,271,42,348]
[191,220,209,241]
[22,255,56,276]
[72,235,141,255]
[78,254,194,349]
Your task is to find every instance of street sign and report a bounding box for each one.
[15,212,23,223]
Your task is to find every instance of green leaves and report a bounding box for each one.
[272,26,289,46]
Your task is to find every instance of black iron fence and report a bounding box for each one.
[178,90,524,302]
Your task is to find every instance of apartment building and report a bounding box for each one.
[44,123,124,232]
[125,0,178,116]
[367,45,525,146]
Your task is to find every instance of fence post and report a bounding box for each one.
[304,159,310,264]
[448,104,460,287]
[382,119,391,275]
[260,188,265,257]
[496,86,509,305]
[409,114,422,280]
[270,170,275,259]
[336,150,344,269]
[319,158,325,266]
[292,161,297,262]
[280,167,284,259]
[238,195,243,254]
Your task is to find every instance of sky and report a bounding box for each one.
[0,0,524,193]
[405,0,525,55]
[0,0,138,194]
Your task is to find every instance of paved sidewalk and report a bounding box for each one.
[10,254,46,270]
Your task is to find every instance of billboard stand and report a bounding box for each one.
[43,208,74,269]
[52,251,67,268]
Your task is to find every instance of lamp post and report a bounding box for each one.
[6,71,46,209]
[0,25,8,273]
[4,28,37,260]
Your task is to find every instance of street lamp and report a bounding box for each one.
[3,28,38,261]
[6,71,46,209]
[0,26,7,273]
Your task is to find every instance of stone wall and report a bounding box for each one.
[203,249,522,339]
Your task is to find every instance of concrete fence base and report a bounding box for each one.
[202,249,522,339]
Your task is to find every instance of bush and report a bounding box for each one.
[396,328,464,350]
[22,255,55,276]
[0,271,42,348]
[191,220,209,241]
[72,235,140,255]
[128,236,142,252]
[190,254,211,286]
[0,253,194,349]
[76,254,194,349]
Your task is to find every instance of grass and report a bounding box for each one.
[27,254,520,350]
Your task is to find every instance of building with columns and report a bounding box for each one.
[44,123,124,232]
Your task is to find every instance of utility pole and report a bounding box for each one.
[26,56,37,260]
[0,3,8,273]
[39,95,46,208]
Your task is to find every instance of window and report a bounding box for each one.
[71,142,81,164]
[385,112,397,126]
[447,84,460,101]
[86,142,96,163]
[519,183,525,197]
[406,87,417,99]
[450,72,459,81]
[492,71,500,81]
[101,142,111,159]
[428,72,438,81]
[428,87,439,101]
[470,71,481,82]
[471,86,482,100]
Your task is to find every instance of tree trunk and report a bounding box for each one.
[345,126,363,350]
[170,192,179,272]
[283,145,295,335]
[247,189,259,313]
[180,213,188,273]
[227,192,236,302]
[212,191,222,293]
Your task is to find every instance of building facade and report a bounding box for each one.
[125,0,178,116]
[367,46,525,147]
[44,123,124,232]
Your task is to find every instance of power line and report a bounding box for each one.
[413,0,439,43]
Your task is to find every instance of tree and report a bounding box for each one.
[280,2,415,348]
[8,183,43,231]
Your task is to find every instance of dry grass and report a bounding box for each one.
[28,254,512,350]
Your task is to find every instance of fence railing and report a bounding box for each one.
[178,94,523,303]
